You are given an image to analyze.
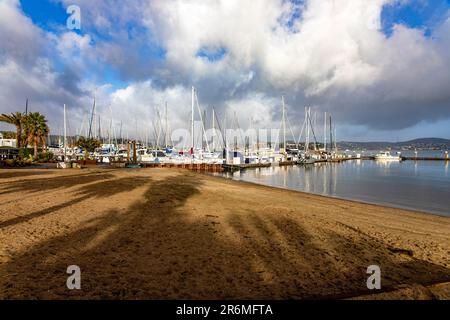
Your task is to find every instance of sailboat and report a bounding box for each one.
[297,106,316,165]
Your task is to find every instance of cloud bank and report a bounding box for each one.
[1,0,449,141]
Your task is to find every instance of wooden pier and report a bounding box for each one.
[222,163,272,172]
[279,160,296,166]
[139,162,224,172]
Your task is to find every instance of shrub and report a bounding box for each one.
[3,158,33,167]
[19,148,33,160]
[36,151,55,163]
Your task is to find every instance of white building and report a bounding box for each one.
[0,133,17,147]
[0,139,17,148]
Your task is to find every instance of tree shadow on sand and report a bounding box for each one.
[0,176,149,229]
[226,214,450,299]
[0,171,51,180]
[0,171,116,195]
[0,172,449,299]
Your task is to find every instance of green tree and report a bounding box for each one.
[24,112,49,158]
[0,112,25,148]
[0,131,16,139]
[75,137,101,159]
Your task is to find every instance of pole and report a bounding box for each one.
[109,106,112,146]
[63,104,67,160]
[191,86,195,154]
[305,106,309,153]
[165,101,168,149]
[282,96,286,155]
[313,110,317,151]
[203,109,206,151]
[329,114,333,155]
[88,97,96,139]
[324,111,327,152]
[119,121,123,144]
[212,108,215,152]
[98,114,101,142]
[334,128,337,153]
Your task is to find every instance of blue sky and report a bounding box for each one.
[381,0,450,36]
[1,0,449,141]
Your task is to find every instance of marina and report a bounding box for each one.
[34,88,448,175]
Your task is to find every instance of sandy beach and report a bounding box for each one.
[0,167,449,299]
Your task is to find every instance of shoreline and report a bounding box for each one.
[209,172,450,218]
[3,162,448,217]
[1,167,449,299]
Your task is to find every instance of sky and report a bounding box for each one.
[0,0,450,142]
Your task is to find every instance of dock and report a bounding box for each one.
[222,163,272,172]
[401,157,448,161]
[84,154,450,172]
[140,163,224,172]
[279,160,296,166]
[110,162,224,172]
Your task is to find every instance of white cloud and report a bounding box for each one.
[0,0,44,64]
[142,0,397,94]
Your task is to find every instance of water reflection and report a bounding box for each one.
[218,160,450,216]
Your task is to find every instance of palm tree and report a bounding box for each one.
[24,112,49,158]
[75,136,101,159]
[0,112,25,148]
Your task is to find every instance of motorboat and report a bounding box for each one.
[374,151,401,161]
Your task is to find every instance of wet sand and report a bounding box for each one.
[0,168,449,299]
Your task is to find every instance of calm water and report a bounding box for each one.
[215,156,450,216]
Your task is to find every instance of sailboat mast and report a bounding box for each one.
[313,111,317,151]
[109,106,112,146]
[98,114,101,142]
[88,97,96,139]
[191,86,195,154]
[329,114,333,155]
[119,121,123,144]
[212,108,215,152]
[165,101,168,149]
[63,104,67,159]
[224,112,228,163]
[334,128,337,153]
[324,111,327,152]
[305,106,309,153]
[282,96,286,154]
[203,109,206,151]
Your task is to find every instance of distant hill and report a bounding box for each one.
[338,138,450,150]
